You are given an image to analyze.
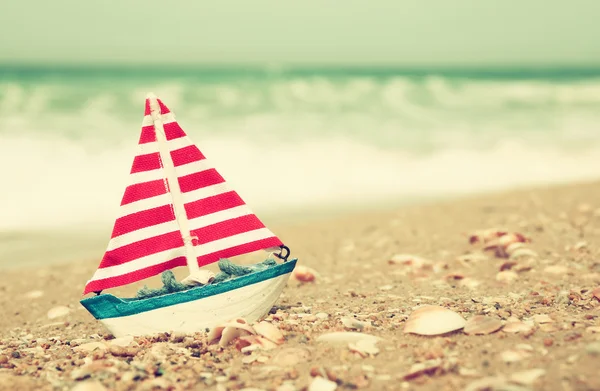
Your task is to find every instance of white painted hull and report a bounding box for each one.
[99,271,292,337]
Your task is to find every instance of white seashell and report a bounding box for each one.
[509,248,538,259]
[208,318,256,345]
[543,265,570,275]
[73,342,108,353]
[463,315,504,335]
[500,349,530,363]
[253,321,284,345]
[316,332,381,345]
[509,368,546,385]
[24,290,44,299]
[47,306,71,319]
[181,270,216,286]
[348,338,379,357]
[239,335,279,352]
[533,314,553,324]
[308,376,338,391]
[220,326,252,347]
[341,317,370,330]
[403,305,466,336]
[502,319,534,334]
[496,271,518,283]
[71,381,108,391]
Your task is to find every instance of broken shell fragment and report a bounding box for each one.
[238,335,279,353]
[508,248,538,259]
[468,229,507,244]
[463,315,504,335]
[404,305,466,336]
[253,321,284,344]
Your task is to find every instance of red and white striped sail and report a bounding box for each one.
[83,95,283,294]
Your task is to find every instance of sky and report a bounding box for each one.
[1,0,599,66]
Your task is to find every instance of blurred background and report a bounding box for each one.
[1,0,600,264]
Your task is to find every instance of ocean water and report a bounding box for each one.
[1,65,600,234]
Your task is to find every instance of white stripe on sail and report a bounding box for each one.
[108,205,253,251]
[138,137,191,155]
[194,228,276,257]
[181,182,232,202]
[141,112,176,127]
[188,205,254,232]
[106,219,180,251]
[119,193,171,218]
[129,159,213,185]
[90,247,186,282]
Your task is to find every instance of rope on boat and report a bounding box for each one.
[135,258,278,299]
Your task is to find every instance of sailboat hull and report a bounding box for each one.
[80,259,296,337]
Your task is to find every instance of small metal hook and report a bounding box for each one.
[274,245,290,261]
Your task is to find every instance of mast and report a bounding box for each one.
[148,93,199,275]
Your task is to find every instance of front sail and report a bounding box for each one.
[83,96,283,294]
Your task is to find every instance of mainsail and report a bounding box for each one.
[83,94,283,294]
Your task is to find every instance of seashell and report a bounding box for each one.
[308,376,338,391]
[533,314,553,324]
[73,342,108,353]
[71,381,108,391]
[291,265,317,283]
[47,306,71,319]
[463,315,503,335]
[586,326,600,333]
[403,305,466,336]
[24,290,44,299]
[496,271,518,283]
[253,321,284,344]
[109,336,135,347]
[181,270,216,286]
[468,229,507,244]
[502,319,534,334]
[509,369,546,385]
[220,326,252,347]
[500,348,530,363]
[505,242,527,255]
[591,286,600,301]
[543,265,570,275]
[499,261,517,271]
[388,254,431,268]
[464,376,508,391]
[508,248,538,259]
[341,317,370,330]
[348,338,379,357]
[401,359,442,380]
[238,335,279,353]
[316,332,381,345]
[208,318,256,345]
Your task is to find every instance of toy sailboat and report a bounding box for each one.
[80,93,297,338]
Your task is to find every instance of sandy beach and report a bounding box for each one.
[1,181,600,391]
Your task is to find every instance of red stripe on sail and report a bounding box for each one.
[100,231,183,268]
[83,256,187,294]
[139,123,187,144]
[144,99,151,115]
[163,122,186,140]
[131,153,162,173]
[157,99,171,114]
[196,237,283,267]
[120,179,168,205]
[179,169,224,193]
[191,215,265,245]
[171,145,205,166]
[139,125,156,144]
[111,204,175,238]
[185,191,244,220]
